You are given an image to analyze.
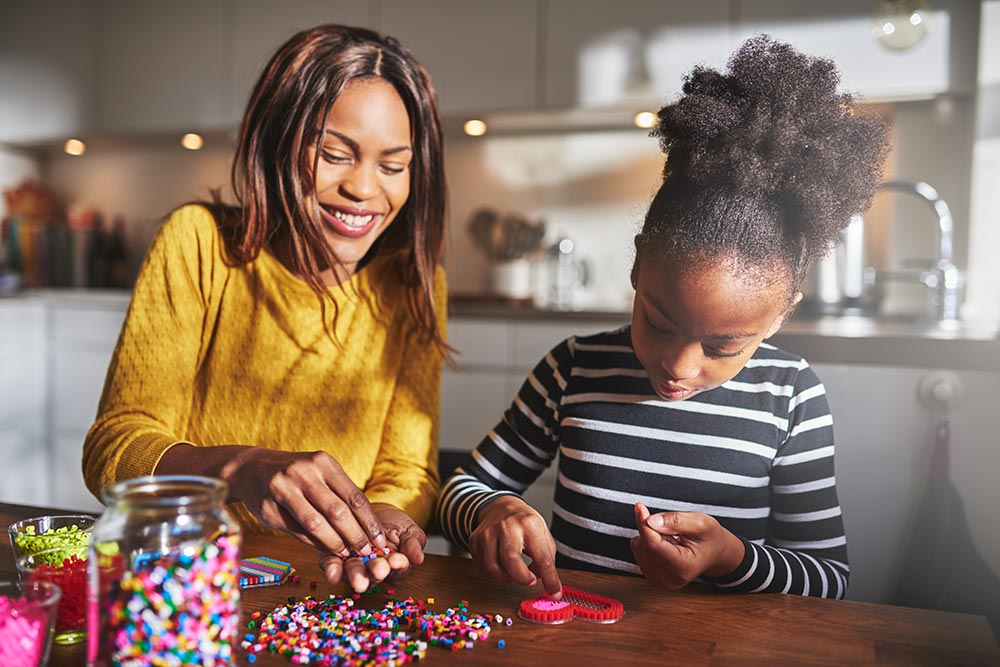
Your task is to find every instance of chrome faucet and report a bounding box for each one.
[871,181,964,322]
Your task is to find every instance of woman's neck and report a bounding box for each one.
[270,234,356,287]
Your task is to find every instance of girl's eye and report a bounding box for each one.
[643,312,674,336]
[380,164,406,175]
[703,345,743,359]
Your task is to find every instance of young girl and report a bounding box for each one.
[83,25,448,593]
[436,36,889,600]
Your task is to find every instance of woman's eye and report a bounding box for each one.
[321,151,351,164]
[380,164,406,175]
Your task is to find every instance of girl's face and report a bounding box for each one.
[307,77,412,276]
[630,249,798,401]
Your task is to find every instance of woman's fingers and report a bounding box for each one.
[318,552,345,586]
[320,461,388,550]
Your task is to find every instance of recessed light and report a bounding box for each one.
[64,139,86,156]
[633,111,657,129]
[181,133,204,150]
[463,119,487,137]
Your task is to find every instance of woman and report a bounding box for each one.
[83,25,448,593]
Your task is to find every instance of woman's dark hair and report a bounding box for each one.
[636,34,890,294]
[213,24,446,349]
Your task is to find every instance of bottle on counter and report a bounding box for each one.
[87,476,242,667]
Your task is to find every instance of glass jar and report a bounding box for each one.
[86,476,241,667]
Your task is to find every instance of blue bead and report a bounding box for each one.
[498,639,506,649]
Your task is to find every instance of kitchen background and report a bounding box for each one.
[2,0,999,620]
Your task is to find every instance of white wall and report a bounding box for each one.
[965,0,1000,322]
[0,146,41,194]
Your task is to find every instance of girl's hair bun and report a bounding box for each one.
[651,35,890,268]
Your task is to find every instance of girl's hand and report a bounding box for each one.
[221,447,387,558]
[468,495,562,598]
[317,503,425,592]
[629,503,745,590]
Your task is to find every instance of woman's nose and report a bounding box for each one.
[339,163,378,200]
[660,342,700,381]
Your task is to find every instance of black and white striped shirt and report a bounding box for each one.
[435,325,848,599]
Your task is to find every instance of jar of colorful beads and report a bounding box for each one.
[86,476,241,667]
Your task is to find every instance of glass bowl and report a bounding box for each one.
[16,547,88,646]
[8,515,95,564]
[0,579,61,666]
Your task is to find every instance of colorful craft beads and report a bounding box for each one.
[0,587,53,667]
[242,593,500,665]
[12,523,91,564]
[24,554,88,637]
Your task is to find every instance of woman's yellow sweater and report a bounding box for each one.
[83,204,446,529]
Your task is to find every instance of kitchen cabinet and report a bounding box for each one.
[0,299,48,506]
[48,296,127,511]
[0,0,98,143]
[736,0,979,100]
[379,0,539,114]
[95,0,228,134]
[225,1,376,125]
[543,0,733,109]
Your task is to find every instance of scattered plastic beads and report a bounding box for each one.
[93,533,241,666]
[12,524,90,564]
[242,594,504,665]
[0,594,49,667]
[25,554,87,635]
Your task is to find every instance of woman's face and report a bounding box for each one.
[630,249,797,401]
[307,77,412,276]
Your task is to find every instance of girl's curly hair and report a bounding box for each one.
[637,34,891,291]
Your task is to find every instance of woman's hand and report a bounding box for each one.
[317,503,426,592]
[468,495,562,598]
[219,446,387,558]
[630,503,745,590]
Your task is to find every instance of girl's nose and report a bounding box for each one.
[340,163,378,200]
[660,342,700,381]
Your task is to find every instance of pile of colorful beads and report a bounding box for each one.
[93,533,240,666]
[12,523,91,565]
[0,592,51,667]
[242,594,501,665]
[25,554,87,635]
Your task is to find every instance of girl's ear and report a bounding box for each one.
[764,291,803,339]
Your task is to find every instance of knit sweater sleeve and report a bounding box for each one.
[363,264,448,528]
[434,338,571,551]
[82,204,218,500]
[701,364,850,599]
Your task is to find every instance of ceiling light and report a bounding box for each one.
[63,139,86,156]
[873,0,931,51]
[463,119,487,137]
[181,133,204,150]
[633,111,657,129]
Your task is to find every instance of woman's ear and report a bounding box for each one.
[764,291,803,338]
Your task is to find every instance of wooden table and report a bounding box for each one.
[2,501,997,666]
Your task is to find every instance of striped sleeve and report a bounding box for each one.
[434,338,572,551]
[703,363,849,599]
